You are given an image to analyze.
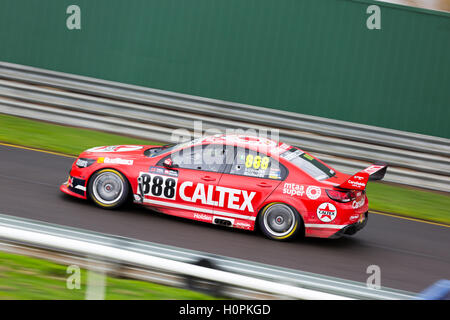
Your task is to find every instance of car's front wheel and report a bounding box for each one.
[88,169,129,209]
[259,202,303,241]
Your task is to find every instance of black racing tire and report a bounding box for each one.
[88,169,130,209]
[258,202,303,241]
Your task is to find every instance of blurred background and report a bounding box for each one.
[0,0,448,300]
[379,0,449,12]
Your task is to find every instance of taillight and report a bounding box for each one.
[325,189,357,203]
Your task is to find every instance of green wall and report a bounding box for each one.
[0,0,449,138]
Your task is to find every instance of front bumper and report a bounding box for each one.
[60,175,88,200]
[335,211,368,237]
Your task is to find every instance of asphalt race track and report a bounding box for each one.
[0,144,448,293]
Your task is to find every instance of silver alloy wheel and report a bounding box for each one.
[263,203,296,237]
[92,171,124,205]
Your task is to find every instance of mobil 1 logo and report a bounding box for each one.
[138,172,178,200]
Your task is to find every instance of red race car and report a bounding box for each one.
[60,134,387,240]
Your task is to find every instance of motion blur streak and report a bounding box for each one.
[370,210,449,228]
[0,142,76,158]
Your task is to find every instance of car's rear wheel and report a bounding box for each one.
[259,202,302,241]
[88,169,129,209]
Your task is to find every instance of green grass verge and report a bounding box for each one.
[0,113,160,155]
[0,113,449,225]
[366,182,450,225]
[0,250,215,300]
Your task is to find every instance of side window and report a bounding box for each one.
[280,147,334,181]
[171,147,201,170]
[159,144,229,173]
[229,148,286,180]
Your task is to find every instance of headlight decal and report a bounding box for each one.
[76,158,96,168]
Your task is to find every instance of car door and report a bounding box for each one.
[215,147,287,222]
[141,143,229,220]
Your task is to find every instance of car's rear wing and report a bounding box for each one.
[337,163,388,190]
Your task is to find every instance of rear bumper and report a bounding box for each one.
[334,211,368,237]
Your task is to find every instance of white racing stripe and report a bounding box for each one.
[143,198,256,221]
[143,199,350,227]
[304,224,347,229]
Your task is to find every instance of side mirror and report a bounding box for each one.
[163,158,173,168]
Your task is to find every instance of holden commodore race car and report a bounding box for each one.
[60,134,387,241]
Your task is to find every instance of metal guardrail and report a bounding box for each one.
[0,213,416,300]
[0,62,449,191]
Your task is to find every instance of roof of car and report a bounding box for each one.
[196,134,294,155]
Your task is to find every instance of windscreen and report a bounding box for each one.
[145,137,204,158]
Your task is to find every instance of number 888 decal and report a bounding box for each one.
[138,173,178,200]
[245,155,270,170]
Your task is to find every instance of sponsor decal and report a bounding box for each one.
[149,167,165,174]
[67,176,73,188]
[306,186,321,200]
[245,154,270,170]
[316,202,337,222]
[76,158,96,168]
[67,176,86,196]
[339,172,369,190]
[234,221,252,230]
[163,158,173,167]
[363,165,385,175]
[97,157,133,165]
[149,166,178,177]
[76,159,88,168]
[179,182,256,212]
[279,143,291,150]
[244,167,266,178]
[280,149,299,161]
[347,180,366,188]
[268,168,281,179]
[350,214,360,221]
[138,175,256,213]
[282,183,305,196]
[193,213,212,222]
[133,194,143,203]
[138,173,178,200]
[352,197,365,209]
[87,145,143,153]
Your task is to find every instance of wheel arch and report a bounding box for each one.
[256,200,306,238]
[256,196,307,224]
[86,167,133,205]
